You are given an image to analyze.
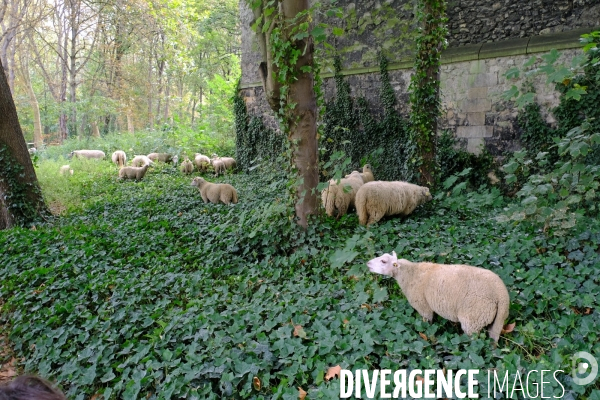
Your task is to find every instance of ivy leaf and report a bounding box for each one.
[565,86,587,101]
[311,26,326,43]
[505,67,520,79]
[293,324,307,339]
[502,85,519,101]
[515,92,535,108]
[540,48,560,65]
[372,287,388,303]
[330,249,359,269]
[523,56,537,67]
[547,67,572,84]
[264,7,275,17]
[332,27,344,36]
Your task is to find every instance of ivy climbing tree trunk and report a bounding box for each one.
[409,0,447,187]
[251,0,319,228]
[0,58,47,229]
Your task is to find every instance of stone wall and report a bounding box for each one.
[447,0,600,47]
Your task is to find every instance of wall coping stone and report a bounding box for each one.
[239,26,599,89]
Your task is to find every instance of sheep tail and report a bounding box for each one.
[232,190,238,204]
[355,190,368,226]
[489,287,510,342]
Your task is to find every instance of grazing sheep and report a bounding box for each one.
[131,155,154,167]
[59,165,73,175]
[69,150,106,160]
[118,164,150,181]
[190,177,238,205]
[367,252,510,342]
[111,150,127,167]
[180,158,194,174]
[194,153,211,172]
[355,181,432,226]
[321,173,365,218]
[211,158,226,176]
[220,157,237,171]
[147,152,173,163]
[172,155,179,166]
[360,164,374,183]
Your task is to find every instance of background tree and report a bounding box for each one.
[251,0,319,228]
[0,57,47,229]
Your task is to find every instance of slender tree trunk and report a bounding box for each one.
[69,8,78,137]
[91,120,100,137]
[126,109,134,134]
[190,97,196,127]
[164,76,170,122]
[147,56,154,129]
[0,58,47,229]
[19,58,43,148]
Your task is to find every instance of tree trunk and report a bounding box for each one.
[91,120,100,137]
[164,76,170,122]
[0,58,47,229]
[126,109,134,134]
[254,0,319,227]
[20,58,43,149]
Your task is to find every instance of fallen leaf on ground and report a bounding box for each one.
[252,376,261,390]
[293,324,307,339]
[325,365,341,381]
[298,387,307,399]
[419,332,428,341]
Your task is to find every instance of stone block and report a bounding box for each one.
[468,87,488,99]
[456,125,494,138]
[467,112,486,126]
[461,98,492,113]
[467,137,485,155]
[473,72,498,87]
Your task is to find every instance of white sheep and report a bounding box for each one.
[180,158,194,174]
[190,177,238,205]
[59,165,73,176]
[118,164,151,181]
[131,155,154,167]
[355,181,432,226]
[69,150,105,160]
[172,155,179,166]
[194,153,211,172]
[367,252,510,342]
[346,164,374,183]
[220,157,237,171]
[111,150,127,167]
[147,152,173,163]
[211,158,226,176]
[28,147,37,155]
[321,173,365,218]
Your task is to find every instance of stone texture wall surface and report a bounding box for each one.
[439,49,580,155]
[447,0,600,47]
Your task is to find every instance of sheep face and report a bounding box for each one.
[367,251,400,277]
[191,177,205,187]
[422,188,432,201]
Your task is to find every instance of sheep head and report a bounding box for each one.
[367,251,400,277]
[421,187,433,202]
[191,177,205,187]
[363,164,372,173]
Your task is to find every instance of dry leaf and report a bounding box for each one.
[419,332,428,341]
[90,393,101,400]
[298,387,307,399]
[343,319,349,325]
[416,375,424,382]
[252,376,261,391]
[325,365,341,381]
[293,324,307,339]
[360,304,372,312]
[502,322,516,334]
[177,212,182,217]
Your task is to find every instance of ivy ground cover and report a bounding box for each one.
[0,165,599,399]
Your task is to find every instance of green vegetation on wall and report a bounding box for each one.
[320,55,413,182]
[234,94,285,171]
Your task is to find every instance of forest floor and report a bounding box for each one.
[0,159,598,398]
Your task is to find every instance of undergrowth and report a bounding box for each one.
[0,155,599,399]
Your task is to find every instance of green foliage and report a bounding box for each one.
[320,55,413,182]
[408,0,448,186]
[436,130,495,188]
[234,94,285,171]
[1,154,599,398]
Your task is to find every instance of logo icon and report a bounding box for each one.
[571,351,598,385]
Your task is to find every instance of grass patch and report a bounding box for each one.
[0,156,599,399]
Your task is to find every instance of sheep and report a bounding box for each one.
[321,173,365,218]
[220,157,237,171]
[59,165,73,175]
[172,155,179,166]
[180,158,194,174]
[147,152,173,163]
[69,150,105,160]
[367,251,510,342]
[194,153,211,172]
[355,181,432,226]
[111,150,127,167]
[118,164,150,181]
[211,158,226,177]
[28,147,37,155]
[346,164,375,183]
[190,177,238,205]
[131,155,154,167]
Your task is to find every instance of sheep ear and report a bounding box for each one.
[392,251,397,258]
